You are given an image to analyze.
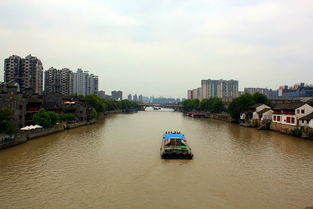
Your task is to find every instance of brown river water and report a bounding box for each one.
[1,109,313,209]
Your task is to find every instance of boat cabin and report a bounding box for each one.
[163,134,186,146]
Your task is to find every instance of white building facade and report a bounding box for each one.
[72,69,98,96]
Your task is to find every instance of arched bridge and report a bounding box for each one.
[139,104,182,111]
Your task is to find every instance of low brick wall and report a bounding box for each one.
[66,121,87,129]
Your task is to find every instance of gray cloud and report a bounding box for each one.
[0,0,313,97]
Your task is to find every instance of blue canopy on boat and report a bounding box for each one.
[163,134,185,141]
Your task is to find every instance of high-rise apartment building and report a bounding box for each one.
[127,94,132,101]
[111,91,123,100]
[98,90,106,99]
[133,94,138,101]
[87,74,98,95]
[44,67,73,95]
[244,88,269,96]
[4,54,43,94]
[72,69,98,96]
[201,79,238,99]
[4,55,21,85]
[139,95,143,102]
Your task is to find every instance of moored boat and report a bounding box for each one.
[160,131,193,159]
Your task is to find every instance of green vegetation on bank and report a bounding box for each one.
[182,92,270,120]
[33,109,77,128]
[182,98,225,113]
[0,108,16,134]
[83,95,140,113]
[228,92,270,119]
[32,95,140,129]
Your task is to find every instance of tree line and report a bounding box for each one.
[83,94,140,113]
[182,92,271,120]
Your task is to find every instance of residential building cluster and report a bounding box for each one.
[127,94,143,102]
[188,79,239,100]
[278,83,313,97]
[4,55,99,96]
[240,102,313,136]
[126,94,182,104]
[0,83,93,128]
[4,54,43,94]
[244,88,278,98]
[187,78,313,101]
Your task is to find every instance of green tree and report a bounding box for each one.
[58,113,76,122]
[48,111,58,125]
[252,92,270,105]
[308,99,313,107]
[84,95,107,113]
[91,108,98,119]
[228,93,255,119]
[199,99,210,111]
[199,98,225,113]
[33,109,52,128]
[182,99,200,112]
[209,98,225,113]
[0,108,16,134]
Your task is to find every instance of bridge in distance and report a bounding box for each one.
[138,104,182,111]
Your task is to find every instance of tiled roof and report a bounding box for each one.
[299,112,313,121]
[257,108,271,115]
[272,102,306,110]
[250,103,264,108]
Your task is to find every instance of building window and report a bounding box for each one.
[286,117,291,123]
[277,116,281,121]
[273,116,276,121]
[301,110,305,114]
[291,118,295,124]
[297,110,300,114]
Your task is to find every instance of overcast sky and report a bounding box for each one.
[0,0,312,98]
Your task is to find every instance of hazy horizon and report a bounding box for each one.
[1,0,312,98]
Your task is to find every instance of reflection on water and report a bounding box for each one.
[1,110,313,209]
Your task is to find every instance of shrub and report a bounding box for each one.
[58,113,76,122]
[291,129,303,137]
[0,108,16,134]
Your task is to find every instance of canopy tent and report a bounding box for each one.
[163,134,185,141]
[20,125,43,131]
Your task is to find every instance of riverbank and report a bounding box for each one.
[204,112,313,140]
[0,120,97,150]
[0,109,140,150]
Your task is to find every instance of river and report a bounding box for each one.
[1,109,313,209]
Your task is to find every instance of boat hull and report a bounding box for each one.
[160,132,193,160]
[161,152,193,159]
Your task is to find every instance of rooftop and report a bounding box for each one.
[272,103,306,110]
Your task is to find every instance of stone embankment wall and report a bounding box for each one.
[0,120,99,150]
[26,124,65,140]
[0,133,27,150]
[105,110,124,114]
[270,122,297,134]
[208,113,235,123]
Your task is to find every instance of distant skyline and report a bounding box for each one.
[1,0,312,98]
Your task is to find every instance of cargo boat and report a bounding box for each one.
[160,132,193,159]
